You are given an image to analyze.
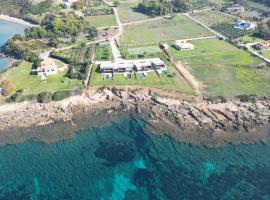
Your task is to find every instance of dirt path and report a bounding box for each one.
[171,59,202,98]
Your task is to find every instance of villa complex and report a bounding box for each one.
[234,20,256,30]
[255,40,270,50]
[174,41,194,51]
[36,59,58,77]
[99,58,166,74]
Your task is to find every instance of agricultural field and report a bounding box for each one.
[191,11,254,39]
[167,38,239,59]
[85,14,117,28]
[90,64,195,94]
[95,44,114,61]
[16,40,49,51]
[50,45,93,64]
[117,1,150,23]
[120,45,162,59]
[120,15,214,46]
[0,61,83,96]
[180,50,270,98]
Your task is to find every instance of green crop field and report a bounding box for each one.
[120,15,214,46]
[16,39,49,51]
[117,1,149,23]
[90,64,195,94]
[95,44,114,61]
[167,38,239,59]
[179,50,270,98]
[1,62,83,96]
[85,15,117,28]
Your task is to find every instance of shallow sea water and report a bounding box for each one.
[0,117,270,199]
[0,20,26,70]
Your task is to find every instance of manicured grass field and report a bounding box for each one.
[120,15,214,45]
[95,44,114,61]
[117,1,149,23]
[90,65,195,94]
[120,45,162,59]
[1,62,83,96]
[180,50,270,98]
[167,38,239,59]
[85,15,117,28]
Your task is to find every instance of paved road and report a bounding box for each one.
[245,43,270,64]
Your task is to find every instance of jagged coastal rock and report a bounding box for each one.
[0,88,269,145]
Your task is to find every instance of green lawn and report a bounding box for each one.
[120,45,162,59]
[167,38,239,59]
[263,50,270,59]
[180,50,270,98]
[95,44,114,61]
[90,64,195,94]
[1,62,83,96]
[117,1,150,23]
[85,15,117,28]
[120,15,214,46]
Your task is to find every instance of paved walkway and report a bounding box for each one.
[110,40,122,60]
[245,43,270,64]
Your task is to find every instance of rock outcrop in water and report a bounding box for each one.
[0,88,269,145]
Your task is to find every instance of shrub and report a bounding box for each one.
[52,90,70,101]
[0,80,15,96]
[10,92,24,102]
[236,94,250,102]
[38,92,52,103]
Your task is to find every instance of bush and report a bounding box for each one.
[0,80,15,96]
[10,92,24,102]
[236,94,250,102]
[206,96,227,103]
[38,92,52,103]
[52,90,70,101]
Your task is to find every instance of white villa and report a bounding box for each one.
[36,59,58,77]
[234,20,256,30]
[99,58,166,74]
[174,41,194,51]
[62,0,79,8]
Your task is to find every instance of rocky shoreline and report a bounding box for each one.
[0,88,269,146]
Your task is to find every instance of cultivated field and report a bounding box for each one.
[117,1,149,23]
[85,15,116,28]
[1,62,83,96]
[120,15,214,46]
[51,45,93,64]
[16,40,49,51]
[180,50,270,98]
[90,64,195,94]
[191,11,254,39]
[95,44,114,61]
[167,38,239,59]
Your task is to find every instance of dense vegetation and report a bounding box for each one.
[256,21,270,39]
[136,0,192,17]
[251,0,270,7]
[3,13,97,61]
[0,0,55,20]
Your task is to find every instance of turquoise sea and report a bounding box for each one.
[0,117,270,199]
[0,20,26,70]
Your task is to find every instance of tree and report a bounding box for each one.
[0,80,15,96]
[113,0,120,7]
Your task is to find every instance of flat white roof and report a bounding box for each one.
[99,58,165,69]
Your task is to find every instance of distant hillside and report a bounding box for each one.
[0,0,58,19]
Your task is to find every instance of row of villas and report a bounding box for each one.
[99,58,166,74]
